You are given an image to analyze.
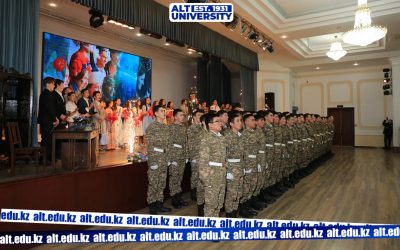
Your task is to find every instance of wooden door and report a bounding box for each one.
[327,107,355,146]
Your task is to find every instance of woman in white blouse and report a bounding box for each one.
[65,92,80,123]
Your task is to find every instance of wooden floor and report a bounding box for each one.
[32,147,400,249]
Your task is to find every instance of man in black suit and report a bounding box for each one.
[77,88,93,116]
[53,79,67,129]
[382,117,393,149]
[38,77,59,161]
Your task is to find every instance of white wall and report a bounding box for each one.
[37,14,196,107]
[256,59,293,112]
[295,66,392,147]
[256,53,391,147]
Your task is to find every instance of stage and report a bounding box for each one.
[0,149,191,233]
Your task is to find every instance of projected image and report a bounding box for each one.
[42,32,152,103]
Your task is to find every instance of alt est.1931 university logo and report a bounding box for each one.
[169,3,234,22]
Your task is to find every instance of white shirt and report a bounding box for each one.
[83,97,90,113]
[66,101,79,122]
[210,105,220,112]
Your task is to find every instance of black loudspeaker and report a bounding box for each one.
[265,92,275,110]
[292,106,298,114]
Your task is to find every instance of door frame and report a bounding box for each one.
[327,107,355,147]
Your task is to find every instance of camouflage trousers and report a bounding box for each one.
[168,158,186,196]
[224,163,243,213]
[253,164,264,196]
[190,160,198,190]
[263,146,274,188]
[273,147,283,181]
[147,156,168,204]
[199,165,226,218]
[240,159,257,202]
[297,142,307,169]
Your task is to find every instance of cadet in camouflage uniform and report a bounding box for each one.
[291,115,301,183]
[273,113,288,193]
[198,113,227,218]
[224,112,245,218]
[262,110,278,202]
[217,110,229,134]
[187,109,204,201]
[239,114,260,217]
[280,114,293,188]
[196,113,209,216]
[293,115,306,179]
[146,105,172,214]
[286,115,298,184]
[328,116,335,152]
[254,113,268,208]
[168,109,189,209]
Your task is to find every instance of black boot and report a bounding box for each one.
[262,189,276,203]
[157,201,172,213]
[197,204,204,217]
[239,203,252,218]
[178,192,188,206]
[251,197,263,211]
[257,194,268,208]
[190,188,197,201]
[226,210,237,218]
[246,201,258,216]
[277,181,288,192]
[268,185,282,197]
[171,194,182,209]
[284,177,295,188]
[149,202,158,215]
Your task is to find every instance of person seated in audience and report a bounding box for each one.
[166,101,174,125]
[180,99,189,116]
[210,99,220,112]
[201,100,208,113]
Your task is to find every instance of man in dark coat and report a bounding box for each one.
[38,77,59,161]
[382,118,393,149]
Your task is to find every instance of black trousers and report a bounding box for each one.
[40,124,53,160]
[384,134,392,148]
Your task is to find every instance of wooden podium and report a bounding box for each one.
[52,129,99,170]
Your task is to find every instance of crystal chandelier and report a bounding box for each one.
[342,0,387,46]
[326,39,347,61]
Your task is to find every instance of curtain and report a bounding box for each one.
[0,0,39,146]
[207,56,224,105]
[222,64,231,104]
[72,0,259,70]
[196,57,208,103]
[240,66,255,111]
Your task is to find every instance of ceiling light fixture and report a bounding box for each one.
[353,62,359,66]
[315,67,320,70]
[281,35,287,39]
[240,23,249,35]
[225,16,238,31]
[89,9,104,28]
[48,2,57,7]
[326,36,347,61]
[342,0,387,46]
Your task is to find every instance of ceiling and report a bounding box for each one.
[157,0,400,72]
[42,0,400,73]
[266,0,380,18]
